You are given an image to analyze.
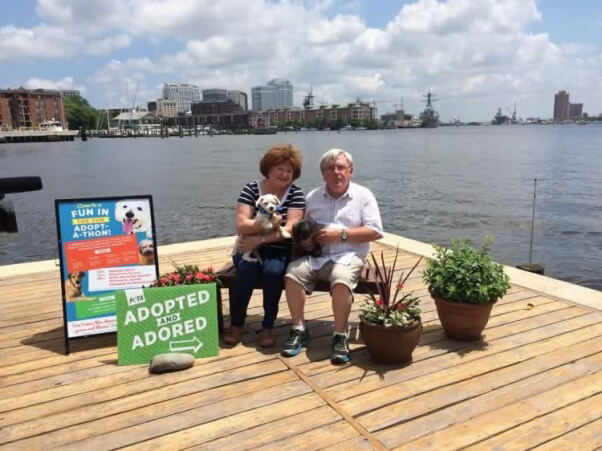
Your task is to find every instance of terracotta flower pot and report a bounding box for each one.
[359,318,422,364]
[432,295,494,340]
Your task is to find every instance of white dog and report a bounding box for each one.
[238,194,291,263]
[115,199,152,239]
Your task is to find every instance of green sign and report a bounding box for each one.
[116,284,219,365]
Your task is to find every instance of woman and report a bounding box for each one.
[225,143,306,347]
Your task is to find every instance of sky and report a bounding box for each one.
[1,0,601,121]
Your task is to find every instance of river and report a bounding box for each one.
[1,125,601,290]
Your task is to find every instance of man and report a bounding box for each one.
[281,148,383,364]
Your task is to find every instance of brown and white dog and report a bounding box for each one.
[138,239,155,265]
[64,271,86,301]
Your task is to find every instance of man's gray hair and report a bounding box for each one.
[320,148,354,171]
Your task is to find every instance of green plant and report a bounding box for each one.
[423,237,510,305]
[359,248,423,327]
[151,265,220,287]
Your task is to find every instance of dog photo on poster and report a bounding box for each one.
[55,195,159,344]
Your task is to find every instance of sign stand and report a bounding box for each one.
[55,195,159,354]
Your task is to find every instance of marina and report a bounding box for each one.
[0,233,600,449]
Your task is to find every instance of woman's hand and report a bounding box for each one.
[237,235,262,253]
[269,212,283,229]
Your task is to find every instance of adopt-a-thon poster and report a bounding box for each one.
[56,197,158,339]
[116,284,219,365]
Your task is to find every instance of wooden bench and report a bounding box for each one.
[214,263,385,333]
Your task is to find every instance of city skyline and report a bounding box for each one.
[1,0,601,121]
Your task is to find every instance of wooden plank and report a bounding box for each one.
[192,405,342,450]
[388,366,602,449]
[532,418,602,451]
[1,348,275,415]
[341,334,602,418]
[328,325,602,404]
[358,347,602,435]
[319,436,377,450]
[465,392,602,450]
[75,391,324,451]
[309,312,602,389]
[2,367,296,448]
[254,421,360,450]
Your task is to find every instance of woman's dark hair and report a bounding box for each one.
[259,143,303,180]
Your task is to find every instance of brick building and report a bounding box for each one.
[0,88,67,130]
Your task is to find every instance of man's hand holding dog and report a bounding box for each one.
[317,227,345,245]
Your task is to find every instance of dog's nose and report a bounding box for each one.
[125,211,134,219]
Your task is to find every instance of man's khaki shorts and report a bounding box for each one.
[285,256,365,295]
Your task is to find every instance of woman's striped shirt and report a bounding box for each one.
[237,180,306,251]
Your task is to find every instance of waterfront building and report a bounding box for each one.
[252,79,293,111]
[155,99,178,118]
[569,103,583,119]
[191,99,247,129]
[60,89,80,97]
[110,111,160,131]
[553,90,570,121]
[249,101,376,128]
[162,83,201,113]
[0,88,66,130]
[202,89,228,102]
[226,90,248,111]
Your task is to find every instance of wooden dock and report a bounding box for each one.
[1,235,601,450]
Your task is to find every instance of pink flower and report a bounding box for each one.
[397,303,406,311]
[169,273,180,283]
[185,274,193,282]
[160,277,168,285]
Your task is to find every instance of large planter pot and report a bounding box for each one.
[359,318,422,364]
[432,295,494,340]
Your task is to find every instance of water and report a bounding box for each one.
[1,125,601,290]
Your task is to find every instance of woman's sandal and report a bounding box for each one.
[224,326,243,346]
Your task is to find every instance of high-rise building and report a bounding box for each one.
[162,83,201,113]
[569,103,583,119]
[202,89,228,102]
[226,90,248,111]
[553,90,570,121]
[251,79,293,111]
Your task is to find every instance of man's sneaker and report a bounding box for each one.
[331,334,351,364]
[281,327,309,357]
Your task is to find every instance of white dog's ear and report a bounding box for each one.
[255,198,261,208]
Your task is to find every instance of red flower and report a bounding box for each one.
[185,274,193,282]
[160,277,168,285]
[169,273,180,283]
[397,303,406,311]
[196,272,209,282]
[375,298,383,307]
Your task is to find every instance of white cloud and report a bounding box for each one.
[85,34,131,56]
[1,0,600,119]
[23,76,85,92]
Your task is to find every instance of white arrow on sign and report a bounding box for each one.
[169,336,203,353]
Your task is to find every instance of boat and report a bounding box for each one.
[39,119,64,132]
[420,92,439,128]
[491,108,509,125]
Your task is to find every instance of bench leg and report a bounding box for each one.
[216,286,224,334]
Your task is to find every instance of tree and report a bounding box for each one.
[64,96,99,130]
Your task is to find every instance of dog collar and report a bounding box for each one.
[257,204,273,217]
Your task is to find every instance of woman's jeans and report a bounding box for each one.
[231,246,289,329]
